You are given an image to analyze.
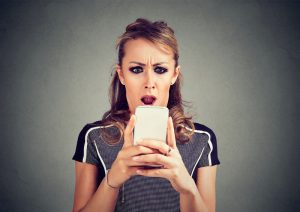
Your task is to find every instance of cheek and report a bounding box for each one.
[162,84,170,92]
[160,77,171,91]
[124,77,142,99]
[158,83,171,100]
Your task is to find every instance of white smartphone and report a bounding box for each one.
[133,106,169,145]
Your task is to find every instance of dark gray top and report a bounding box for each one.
[72,121,220,212]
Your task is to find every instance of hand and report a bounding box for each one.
[133,117,195,194]
[108,115,159,188]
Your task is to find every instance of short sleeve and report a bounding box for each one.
[197,128,220,168]
[72,124,100,166]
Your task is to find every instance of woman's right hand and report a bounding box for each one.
[107,115,157,188]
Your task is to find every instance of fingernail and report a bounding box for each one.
[132,156,139,161]
[136,170,142,174]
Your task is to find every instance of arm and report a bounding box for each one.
[180,165,217,212]
[72,161,119,212]
[196,166,217,211]
[73,115,156,212]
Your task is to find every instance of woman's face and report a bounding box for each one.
[117,38,180,114]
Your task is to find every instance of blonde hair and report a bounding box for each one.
[100,18,194,144]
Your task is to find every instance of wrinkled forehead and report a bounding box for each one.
[122,38,175,64]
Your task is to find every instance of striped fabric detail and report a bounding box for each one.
[194,129,213,166]
[82,125,113,174]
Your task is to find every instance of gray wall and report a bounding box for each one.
[0,0,299,211]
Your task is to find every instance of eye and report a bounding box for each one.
[154,66,168,74]
[129,66,143,74]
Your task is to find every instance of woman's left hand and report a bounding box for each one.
[133,117,194,195]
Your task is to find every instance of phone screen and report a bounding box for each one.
[133,106,169,145]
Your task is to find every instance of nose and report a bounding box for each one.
[144,70,155,89]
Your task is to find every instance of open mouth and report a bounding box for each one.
[141,95,157,105]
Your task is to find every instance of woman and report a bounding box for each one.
[72,18,220,212]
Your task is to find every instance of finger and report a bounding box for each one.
[136,167,172,179]
[124,158,160,167]
[167,117,177,149]
[132,153,174,168]
[123,115,136,148]
[127,165,164,177]
[122,145,159,157]
[138,139,170,155]
[127,166,142,177]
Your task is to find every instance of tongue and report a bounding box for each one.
[143,97,154,104]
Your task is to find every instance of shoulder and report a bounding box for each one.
[80,120,105,131]
[192,122,220,166]
[192,122,217,141]
[182,121,218,150]
[78,120,113,138]
[72,120,113,162]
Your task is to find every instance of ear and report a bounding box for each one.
[116,64,125,85]
[171,65,180,85]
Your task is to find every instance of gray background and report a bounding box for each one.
[0,0,299,211]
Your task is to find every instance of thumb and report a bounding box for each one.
[167,116,177,149]
[123,115,135,148]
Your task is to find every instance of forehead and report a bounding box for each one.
[123,38,174,63]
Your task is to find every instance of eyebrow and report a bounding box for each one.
[129,61,168,66]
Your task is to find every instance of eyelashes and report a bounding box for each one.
[154,66,168,74]
[129,66,143,74]
[129,66,168,74]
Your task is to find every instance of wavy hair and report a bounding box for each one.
[100,18,194,144]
